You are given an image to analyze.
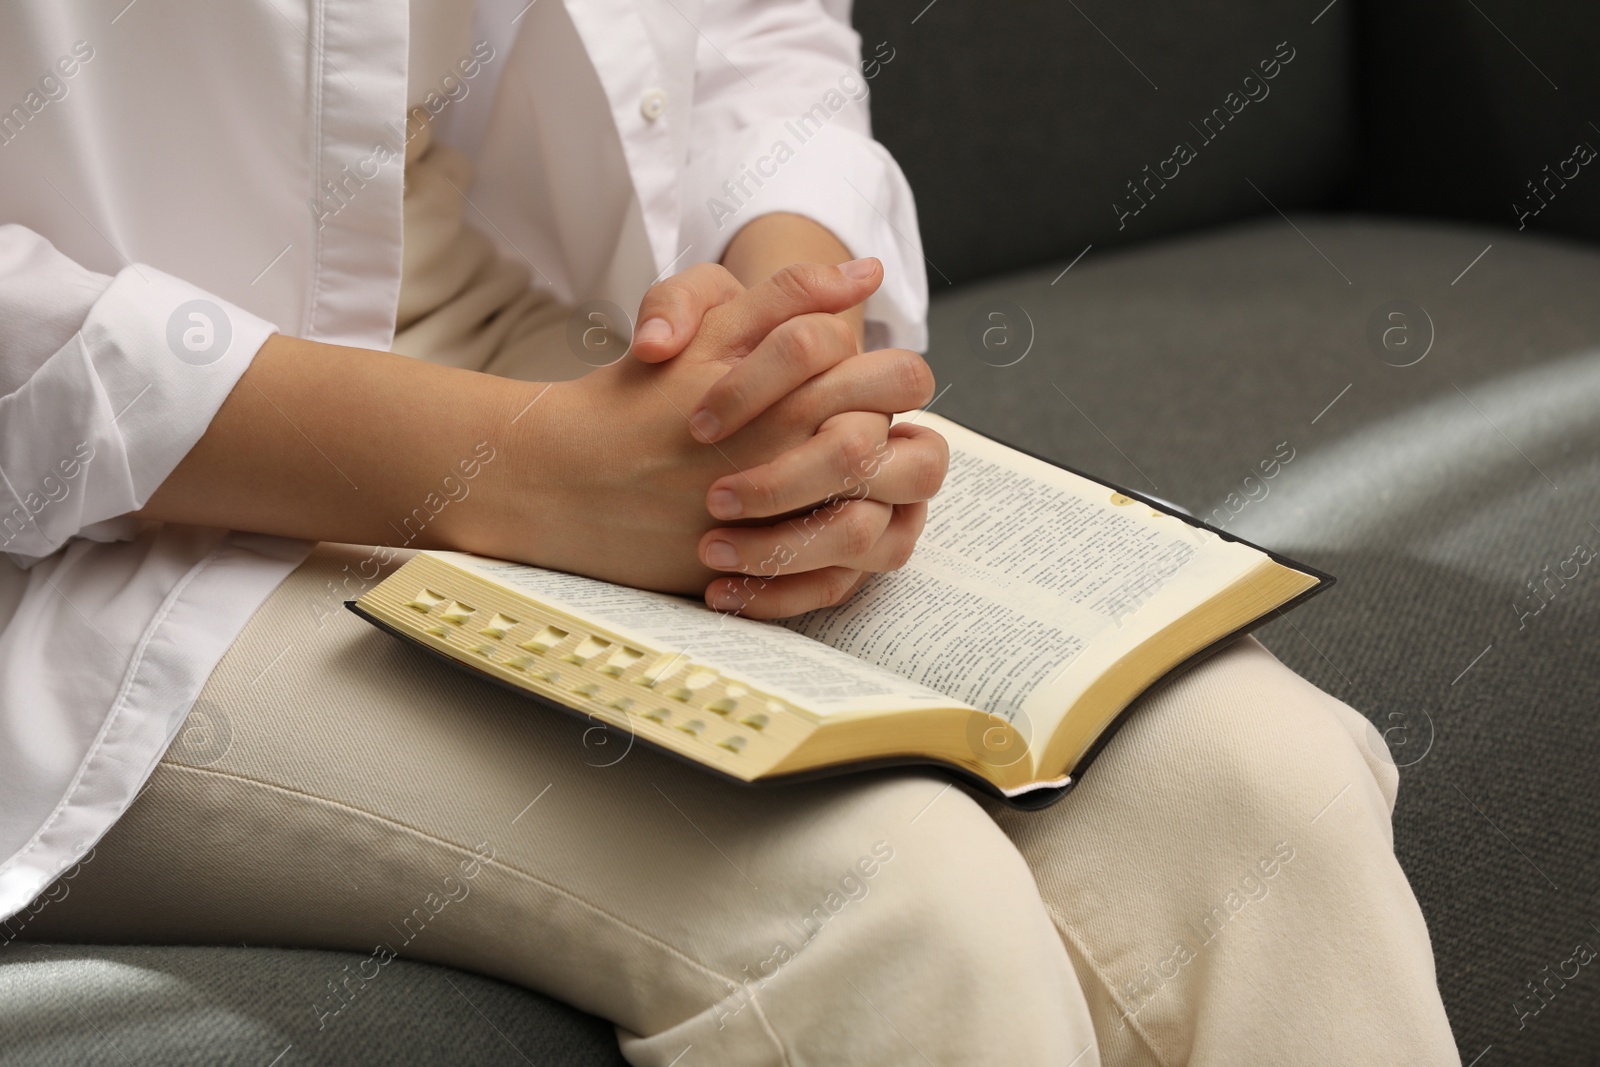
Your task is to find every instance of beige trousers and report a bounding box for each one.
[28,545,1460,1066]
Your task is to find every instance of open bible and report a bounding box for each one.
[349,412,1329,809]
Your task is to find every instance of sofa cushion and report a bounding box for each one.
[0,942,625,1066]
[853,0,1356,285]
[920,215,1600,1064]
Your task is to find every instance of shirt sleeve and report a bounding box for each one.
[679,0,929,353]
[0,224,278,565]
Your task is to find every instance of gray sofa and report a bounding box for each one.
[7,0,1598,1063]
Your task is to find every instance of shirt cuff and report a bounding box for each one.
[1,265,278,565]
[679,120,930,353]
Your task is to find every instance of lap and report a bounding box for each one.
[28,543,1438,1065]
[26,543,1092,1065]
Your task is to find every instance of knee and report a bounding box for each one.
[764,776,1086,1057]
[812,775,1067,979]
[1168,642,1397,845]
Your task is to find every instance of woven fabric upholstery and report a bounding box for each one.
[0,942,625,1067]
[853,0,1356,285]
[1350,0,1600,245]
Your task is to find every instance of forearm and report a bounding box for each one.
[134,333,545,553]
[721,212,864,349]
[131,261,938,617]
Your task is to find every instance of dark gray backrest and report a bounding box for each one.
[853,0,1357,287]
[1351,0,1600,244]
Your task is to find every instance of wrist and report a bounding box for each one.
[444,376,588,565]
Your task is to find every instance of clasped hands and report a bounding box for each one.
[530,257,947,620]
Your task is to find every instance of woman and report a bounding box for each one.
[0,1,1458,1063]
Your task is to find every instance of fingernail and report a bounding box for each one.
[708,585,744,613]
[708,487,743,519]
[839,257,877,280]
[689,408,721,442]
[705,540,740,568]
[635,317,672,344]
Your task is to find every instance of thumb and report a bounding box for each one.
[630,262,745,363]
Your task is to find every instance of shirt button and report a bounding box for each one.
[640,89,668,121]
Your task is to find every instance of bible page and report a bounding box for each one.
[777,413,1265,741]
[440,553,973,718]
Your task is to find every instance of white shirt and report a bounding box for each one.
[0,0,927,921]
